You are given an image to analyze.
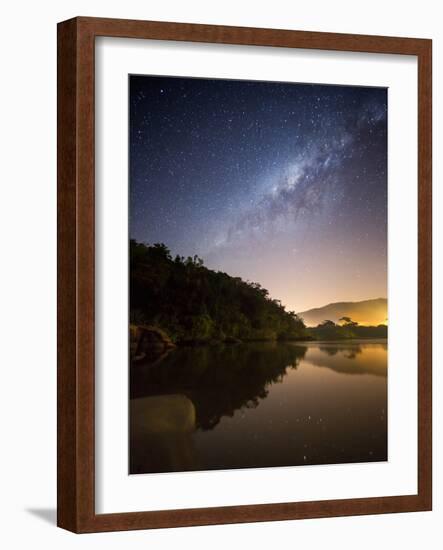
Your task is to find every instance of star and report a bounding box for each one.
[129,75,387,312]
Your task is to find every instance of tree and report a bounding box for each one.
[339,316,358,327]
[129,240,308,344]
[319,319,336,328]
[150,242,172,261]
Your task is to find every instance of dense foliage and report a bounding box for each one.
[130,240,307,344]
[308,318,388,340]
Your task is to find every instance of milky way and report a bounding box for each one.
[130,76,387,312]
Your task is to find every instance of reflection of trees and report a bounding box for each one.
[318,343,363,359]
[130,343,307,430]
[310,343,387,377]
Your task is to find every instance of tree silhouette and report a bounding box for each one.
[339,316,358,327]
[130,240,308,344]
[319,319,336,327]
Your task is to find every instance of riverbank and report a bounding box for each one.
[130,325,388,355]
[130,323,314,355]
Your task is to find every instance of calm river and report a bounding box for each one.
[130,340,387,474]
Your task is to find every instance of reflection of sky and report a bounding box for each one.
[304,342,388,377]
[193,342,387,469]
[130,76,387,312]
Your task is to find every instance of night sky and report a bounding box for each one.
[130,75,387,313]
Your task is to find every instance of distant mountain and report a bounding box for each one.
[298,298,387,327]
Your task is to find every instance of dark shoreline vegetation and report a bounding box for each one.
[130,241,387,361]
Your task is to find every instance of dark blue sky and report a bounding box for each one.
[130,75,387,312]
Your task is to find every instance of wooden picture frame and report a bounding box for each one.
[57,16,432,533]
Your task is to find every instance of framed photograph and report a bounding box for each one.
[57,17,432,533]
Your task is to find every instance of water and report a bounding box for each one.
[130,340,387,474]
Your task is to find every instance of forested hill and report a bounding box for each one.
[130,240,307,344]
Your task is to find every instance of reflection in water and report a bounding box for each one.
[312,342,387,377]
[130,341,387,474]
[131,395,196,473]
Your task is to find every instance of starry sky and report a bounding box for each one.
[130,75,387,313]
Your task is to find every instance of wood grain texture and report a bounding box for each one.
[57,17,78,532]
[417,40,432,510]
[57,16,432,533]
